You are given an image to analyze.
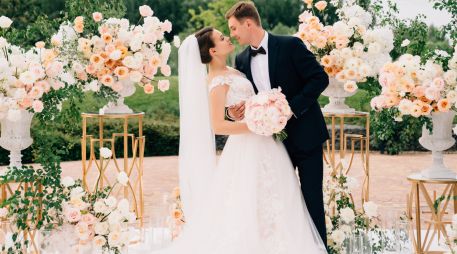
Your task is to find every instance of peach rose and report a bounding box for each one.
[90,54,103,66]
[143,83,154,94]
[114,66,129,79]
[343,81,358,93]
[100,75,114,86]
[314,1,327,11]
[92,12,103,22]
[437,98,451,112]
[35,41,45,49]
[173,209,183,220]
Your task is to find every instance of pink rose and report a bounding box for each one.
[160,65,171,77]
[66,208,82,223]
[161,20,172,33]
[139,5,154,17]
[158,80,170,92]
[144,83,154,94]
[92,12,103,22]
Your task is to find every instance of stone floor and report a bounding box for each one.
[50,151,457,223]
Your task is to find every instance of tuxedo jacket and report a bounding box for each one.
[235,33,330,152]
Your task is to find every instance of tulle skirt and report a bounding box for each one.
[153,133,327,254]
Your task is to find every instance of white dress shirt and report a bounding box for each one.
[250,31,271,92]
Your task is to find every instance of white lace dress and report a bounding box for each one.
[153,73,327,254]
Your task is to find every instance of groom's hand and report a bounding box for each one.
[228,101,245,121]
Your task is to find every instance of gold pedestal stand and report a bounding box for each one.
[81,112,145,225]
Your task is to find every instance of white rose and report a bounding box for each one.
[129,71,143,83]
[0,16,13,29]
[92,235,106,248]
[62,176,75,187]
[99,147,112,159]
[0,207,8,218]
[19,71,36,85]
[339,207,355,223]
[139,5,154,17]
[363,201,378,218]
[117,171,129,186]
[108,210,122,225]
[108,231,122,247]
[444,70,457,85]
[70,186,85,199]
[104,196,117,209]
[94,221,110,235]
[0,37,7,48]
[94,200,109,214]
[401,39,410,47]
[117,198,130,215]
[331,229,346,245]
[109,50,122,61]
[87,80,100,92]
[173,36,181,48]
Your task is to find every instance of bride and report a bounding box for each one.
[155,27,327,254]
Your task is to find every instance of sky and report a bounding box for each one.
[392,0,451,27]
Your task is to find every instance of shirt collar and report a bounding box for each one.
[250,31,268,52]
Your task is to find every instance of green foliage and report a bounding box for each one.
[431,0,457,45]
[189,0,238,35]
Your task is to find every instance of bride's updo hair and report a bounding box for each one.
[195,27,215,64]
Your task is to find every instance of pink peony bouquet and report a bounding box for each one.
[245,88,292,140]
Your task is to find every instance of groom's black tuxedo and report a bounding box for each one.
[235,33,329,245]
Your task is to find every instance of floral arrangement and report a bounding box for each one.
[323,163,383,253]
[0,19,72,121]
[245,88,292,140]
[370,45,457,119]
[52,5,177,98]
[295,0,393,93]
[60,171,135,254]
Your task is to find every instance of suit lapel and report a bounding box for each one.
[242,48,258,94]
[268,33,279,89]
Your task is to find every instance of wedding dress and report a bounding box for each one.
[151,35,327,254]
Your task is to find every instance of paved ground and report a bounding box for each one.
[51,151,457,224]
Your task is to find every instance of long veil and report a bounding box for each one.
[177,35,216,223]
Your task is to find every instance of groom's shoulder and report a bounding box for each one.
[270,33,302,46]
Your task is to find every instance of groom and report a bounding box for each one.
[225,1,330,246]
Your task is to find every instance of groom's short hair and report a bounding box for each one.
[225,1,261,26]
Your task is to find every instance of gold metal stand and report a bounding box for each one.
[0,180,43,253]
[81,112,145,225]
[407,173,457,254]
[323,111,370,204]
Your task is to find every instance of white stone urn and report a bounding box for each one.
[103,80,136,114]
[0,109,34,168]
[322,78,357,114]
[419,111,456,179]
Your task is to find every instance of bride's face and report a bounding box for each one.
[210,30,235,58]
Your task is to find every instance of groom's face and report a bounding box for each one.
[228,17,250,46]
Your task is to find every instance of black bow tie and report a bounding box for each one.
[250,46,266,57]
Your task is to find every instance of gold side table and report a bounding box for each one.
[407,173,457,254]
[323,111,370,204]
[81,112,145,225]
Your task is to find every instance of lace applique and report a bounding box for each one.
[257,152,287,254]
[208,75,233,92]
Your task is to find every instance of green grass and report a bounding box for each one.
[78,76,180,123]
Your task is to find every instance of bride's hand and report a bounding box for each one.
[228,101,245,121]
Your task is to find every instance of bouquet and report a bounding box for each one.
[51,5,177,96]
[245,88,292,141]
[61,171,136,254]
[295,1,393,93]
[371,45,457,118]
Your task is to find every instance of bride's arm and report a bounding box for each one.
[209,85,250,135]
